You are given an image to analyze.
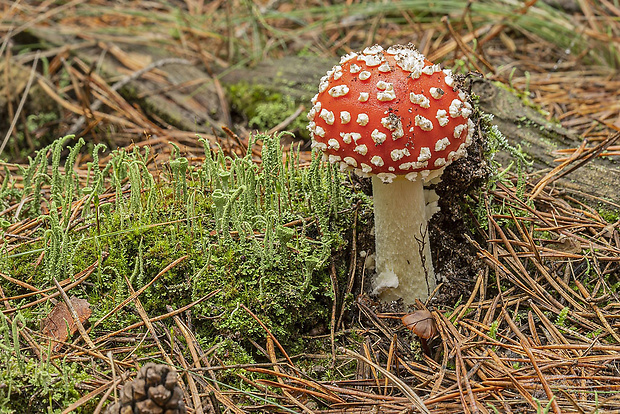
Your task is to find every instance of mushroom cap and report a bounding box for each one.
[308,44,474,183]
[401,310,437,340]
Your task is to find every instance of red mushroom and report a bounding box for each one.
[307,44,474,303]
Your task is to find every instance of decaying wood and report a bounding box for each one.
[472,78,620,204]
[220,55,333,106]
[22,27,225,134]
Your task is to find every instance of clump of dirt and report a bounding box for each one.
[429,113,491,305]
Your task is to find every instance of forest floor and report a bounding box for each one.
[1,1,620,413]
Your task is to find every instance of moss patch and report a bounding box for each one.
[0,133,368,410]
[227,81,309,137]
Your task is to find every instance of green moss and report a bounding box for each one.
[599,208,619,223]
[466,111,532,232]
[492,79,550,117]
[0,133,368,405]
[227,82,309,137]
[0,313,93,414]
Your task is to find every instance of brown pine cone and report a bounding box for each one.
[104,363,186,414]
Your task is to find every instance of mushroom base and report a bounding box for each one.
[370,176,436,303]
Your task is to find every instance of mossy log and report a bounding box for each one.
[471,78,620,204]
[223,57,620,205]
[12,29,620,203]
[20,27,226,133]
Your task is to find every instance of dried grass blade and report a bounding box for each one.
[172,339,205,414]
[90,255,188,331]
[61,377,123,414]
[424,386,499,405]
[321,382,408,403]
[0,51,39,157]
[266,336,313,414]
[384,334,397,395]
[532,132,620,200]
[472,243,538,298]
[427,24,492,62]
[247,367,345,404]
[453,270,484,322]
[0,271,47,296]
[430,310,460,397]
[442,16,494,74]
[173,312,244,412]
[240,303,294,367]
[486,349,538,411]
[255,379,342,404]
[452,351,469,413]
[529,302,581,360]
[268,104,306,135]
[36,76,137,128]
[363,340,381,392]
[573,280,620,343]
[121,274,175,366]
[339,347,430,414]
[503,309,561,414]
[52,277,96,350]
[4,253,106,314]
[93,290,218,345]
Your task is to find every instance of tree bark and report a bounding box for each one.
[471,78,620,204]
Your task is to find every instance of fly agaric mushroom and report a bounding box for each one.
[307,44,474,303]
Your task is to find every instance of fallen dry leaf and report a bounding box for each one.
[41,296,92,351]
[547,234,582,255]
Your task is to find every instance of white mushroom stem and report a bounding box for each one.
[371,176,436,303]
